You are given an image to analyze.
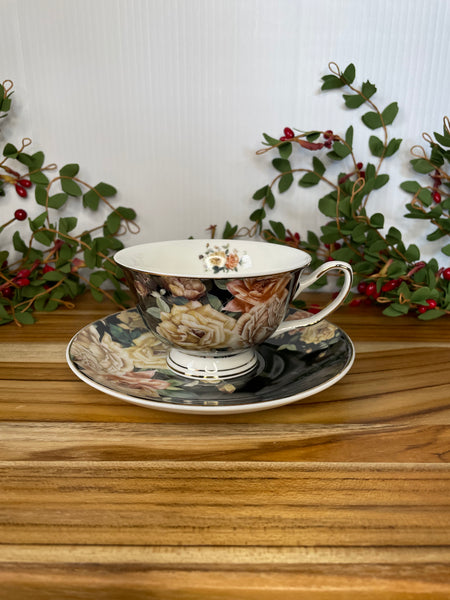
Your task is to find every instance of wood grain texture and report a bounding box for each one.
[0,293,449,599]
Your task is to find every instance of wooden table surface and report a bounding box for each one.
[1,293,449,599]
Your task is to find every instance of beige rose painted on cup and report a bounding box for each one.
[236,294,287,345]
[157,301,240,350]
[225,273,292,313]
[71,326,133,375]
[163,276,207,300]
[123,332,168,369]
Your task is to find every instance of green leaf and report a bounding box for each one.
[29,211,47,230]
[381,102,399,125]
[382,303,409,317]
[13,231,28,253]
[272,158,291,173]
[312,156,325,176]
[307,230,320,249]
[370,213,384,228]
[332,141,351,158]
[278,173,293,193]
[400,180,421,194]
[321,74,345,90]
[278,142,292,159]
[385,138,402,157]
[250,208,265,222]
[405,244,420,262]
[343,94,365,109]
[362,111,382,130]
[222,221,238,239]
[3,143,18,158]
[105,212,121,234]
[331,246,355,262]
[418,309,446,320]
[318,195,337,218]
[30,171,49,185]
[345,125,354,148]
[298,172,320,187]
[253,185,268,200]
[262,133,280,146]
[116,206,137,220]
[442,243,450,256]
[83,189,100,210]
[361,80,377,98]
[47,193,68,209]
[34,230,54,246]
[15,311,35,325]
[265,187,275,210]
[58,216,78,234]
[95,182,117,197]
[373,174,389,189]
[35,185,48,206]
[269,220,286,240]
[61,178,82,197]
[43,270,66,282]
[59,163,80,178]
[410,159,434,174]
[369,135,384,157]
[342,63,356,84]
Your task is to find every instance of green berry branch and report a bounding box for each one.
[217,62,450,319]
[0,79,138,326]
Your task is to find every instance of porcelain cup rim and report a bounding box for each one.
[114,238,311,279]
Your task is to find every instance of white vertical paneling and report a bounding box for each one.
[0,0,449,259]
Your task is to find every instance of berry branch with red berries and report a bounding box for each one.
[217,63,450,320]
[0,79,138,326]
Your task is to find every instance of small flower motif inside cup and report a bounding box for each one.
[199,243,250,274]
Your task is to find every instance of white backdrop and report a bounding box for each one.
[2,0,450,260]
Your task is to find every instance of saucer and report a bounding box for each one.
[66,308,355,415]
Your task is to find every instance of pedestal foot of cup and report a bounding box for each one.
[167,348,258,381]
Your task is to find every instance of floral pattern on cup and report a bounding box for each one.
[199,243,251,274]
[130,271,295,351]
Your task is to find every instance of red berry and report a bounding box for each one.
[15,277,30,287]
[324,130,333,139]
[426,298,437,309]
[324,140,332,148]
[279,136,287,141]
[15,269,31,279]
[381,280,398,292]
[443,268,450,281]
[15,183,27,198]
[418,305,428,314]
[433,191,441,203]
[334,242,341,250]
[359,170,366,179]
[283,127,295,139]
[18,178,32,188]
[1,287,14,299]
[42,264,55,274]
[349,298,361,307]
[357,281,367,294]
[365,282,377,296]
[356,162,363,170]
[14,209,27,221]
[308,304,321,314]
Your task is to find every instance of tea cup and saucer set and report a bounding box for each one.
[66,239,355,414]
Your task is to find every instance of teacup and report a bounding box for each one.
[114,239,352,380]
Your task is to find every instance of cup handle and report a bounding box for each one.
[270,260,353,337]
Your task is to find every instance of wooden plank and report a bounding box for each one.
[0,422,449,462]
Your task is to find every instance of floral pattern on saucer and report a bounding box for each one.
[67,307,353,410]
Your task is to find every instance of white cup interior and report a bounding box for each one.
[114,239,310,279]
